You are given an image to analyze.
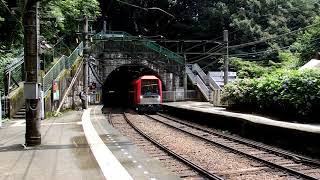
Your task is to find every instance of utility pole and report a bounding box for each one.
[24,1,41,146]
[83,16,89,109]
[223,30,229,86]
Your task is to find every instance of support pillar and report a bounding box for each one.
[24,1,41,146]
[103,20,107,33]
[165,73,173,91]
[184,54,188,99]
[174,75,180,90]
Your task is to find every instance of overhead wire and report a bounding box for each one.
[229,46,292,58]
[203,58,219,70]
[229,36,320,58]
[88,62,104,85]
[115,0,175,18]
[227,21,320,50]
[187,44,223,62]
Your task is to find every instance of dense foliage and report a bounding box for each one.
[103,0,320,49]
[0,0,101,91]
[222,69,320,122]
[292,17,320,64]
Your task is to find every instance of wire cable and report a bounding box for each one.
[228,22,320,50]
[115,0,175,18]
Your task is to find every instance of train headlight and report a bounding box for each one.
[140,95,143,99]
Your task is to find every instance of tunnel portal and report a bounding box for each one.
[102,64,163,107]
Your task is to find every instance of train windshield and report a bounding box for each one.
[141,79,159,96]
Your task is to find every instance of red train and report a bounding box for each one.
[131,75,162,112]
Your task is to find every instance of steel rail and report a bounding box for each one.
[123,113,224,180]
[157,113,320,167]
[145,114,318,180]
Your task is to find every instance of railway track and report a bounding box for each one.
[144,113,320,180]
[108,110,223,179]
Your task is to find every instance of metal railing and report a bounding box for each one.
[193,63,207,84]
[208,75,221,90]
[67,42,83,69]
[196,75,210,101]
[42,55,67,95]
[94,31,131,38]
[42,42,83,96]
[186,66,197,85]
[4,56,24,95]
[141,40,184,64]
[162,90,197,102]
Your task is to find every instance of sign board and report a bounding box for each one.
[52,81,60,101]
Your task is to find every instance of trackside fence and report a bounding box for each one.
[163,90,198,102]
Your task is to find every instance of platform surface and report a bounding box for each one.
[0,107,180,180]
[163,101,320,134]
[0,111,104,180]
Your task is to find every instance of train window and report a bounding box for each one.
[141,79,159,95]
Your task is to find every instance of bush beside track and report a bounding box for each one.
[222,69,320,123]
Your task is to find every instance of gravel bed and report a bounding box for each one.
[154,114,320,179]
[110,112,201,180]
[126,113,294,180]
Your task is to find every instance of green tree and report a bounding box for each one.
[292,16,320,64]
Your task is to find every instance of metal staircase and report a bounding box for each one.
[186,63,236,102]
[186,64,213,101]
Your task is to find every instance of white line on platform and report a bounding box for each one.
[82,108,133,180]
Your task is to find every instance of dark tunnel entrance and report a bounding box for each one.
[102,64,163,107]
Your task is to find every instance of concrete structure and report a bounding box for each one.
[299,59,320,70]
[163,101,320,157]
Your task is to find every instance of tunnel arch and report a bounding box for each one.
[102,64,165,107]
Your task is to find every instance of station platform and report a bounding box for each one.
[163,101,320,158]
[0,107,179,180]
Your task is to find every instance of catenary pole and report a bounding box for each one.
[223,30,229,86]
[83,16,89,109]
[24,1,41,146]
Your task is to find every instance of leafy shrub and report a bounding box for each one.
[222,69,320,122]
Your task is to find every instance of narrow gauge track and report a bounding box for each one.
[108,110,223,179]
[145,113,320,180]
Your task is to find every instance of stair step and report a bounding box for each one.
[16,112,26,115]
[12,115,25,119]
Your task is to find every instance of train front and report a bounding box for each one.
[134,75,162,112]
